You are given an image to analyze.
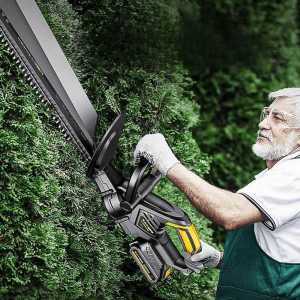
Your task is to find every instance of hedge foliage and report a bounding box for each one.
[1,0,300,299]
[0,1,130,299]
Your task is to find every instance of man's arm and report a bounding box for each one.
[167,163,265,230]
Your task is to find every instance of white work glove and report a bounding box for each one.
[133,133,180,176]
[184,240,222,273]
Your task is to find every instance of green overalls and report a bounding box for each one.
[216,224,300,299]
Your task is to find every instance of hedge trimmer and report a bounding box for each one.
[0,0,202,283]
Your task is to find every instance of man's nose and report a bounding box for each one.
[259,116,271,130]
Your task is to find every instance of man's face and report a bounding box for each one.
[252,97,300,160]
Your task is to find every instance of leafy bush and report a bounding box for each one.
[0,2,128,299]
[0,0,215,299]
[2,0,300,299]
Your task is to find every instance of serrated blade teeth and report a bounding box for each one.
[0,22,91,161]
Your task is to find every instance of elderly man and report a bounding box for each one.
[134,88,300,299]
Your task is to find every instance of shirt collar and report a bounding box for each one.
[278,149,300,162]
[254,149,300,179]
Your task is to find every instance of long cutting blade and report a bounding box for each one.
[0,0,98,159]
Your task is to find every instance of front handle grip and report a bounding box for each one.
[157,231,186,269]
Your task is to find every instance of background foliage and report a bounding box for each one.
[1,0,300,299]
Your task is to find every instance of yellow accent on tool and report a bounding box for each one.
[166,222,201,255]
[163,267,173,279]
[131,249,154,283]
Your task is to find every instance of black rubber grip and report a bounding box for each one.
[157,232,185,268]
[145,193,176,212]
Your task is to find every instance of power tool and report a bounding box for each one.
[0,0,202,283]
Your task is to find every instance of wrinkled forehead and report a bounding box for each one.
[269,97,297,114]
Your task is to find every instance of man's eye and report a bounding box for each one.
[273,114,284,121]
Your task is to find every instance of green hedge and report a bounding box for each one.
[1,0,300,299]
[0,0,216,299]
[0,1,130,299]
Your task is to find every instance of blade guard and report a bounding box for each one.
[87,113,125,178]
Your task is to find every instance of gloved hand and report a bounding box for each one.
[184,241,222,273]
[133,133,180,176]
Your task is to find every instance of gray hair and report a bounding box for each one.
[268,88,300,127]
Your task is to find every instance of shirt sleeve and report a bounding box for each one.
[237,159,300,231]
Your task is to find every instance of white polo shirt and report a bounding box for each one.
[237,151,300,263]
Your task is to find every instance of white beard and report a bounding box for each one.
[252,131,299,160]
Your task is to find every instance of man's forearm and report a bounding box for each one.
[167,163,263,230]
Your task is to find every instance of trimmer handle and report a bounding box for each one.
[144,193,202,256]
[125,159,162,206]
